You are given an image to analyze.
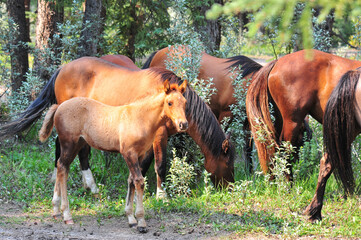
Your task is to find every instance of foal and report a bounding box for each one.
[39,80,188,233]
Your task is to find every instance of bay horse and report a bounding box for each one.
[245,49,361,221]
[305,68,361,222]
[142,45,263,173]
[0,56,235,196]
[39,80,188,233]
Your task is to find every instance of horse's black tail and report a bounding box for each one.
[141,50,158,69]
[0,68,60,140]
[323,69,361,195]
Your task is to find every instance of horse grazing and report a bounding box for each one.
[0,56,235,197]
[39,80,188,233]
[245,49,361,221]
[305,68,361,221]
[142,45,263,172]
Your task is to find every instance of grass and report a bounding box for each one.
[0,124,361,239]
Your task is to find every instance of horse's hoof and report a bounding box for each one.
[64,219,74,225]
[129,223,137,228]
[92,193,100,199]
[53,214,62,220]
[137,226,148,233]
[307,215,322,223]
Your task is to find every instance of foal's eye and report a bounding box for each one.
[168,101,173,106]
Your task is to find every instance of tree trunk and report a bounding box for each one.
[24,0,31,42]
[7,0,29,92]
[193,0,223,53]
[34,0,63,82]
[78,0,103,57]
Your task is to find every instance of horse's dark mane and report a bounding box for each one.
[148,68,234,161]
[142,51,158,69]
[226,55,263,78]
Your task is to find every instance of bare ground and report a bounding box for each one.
[0,201,236,240]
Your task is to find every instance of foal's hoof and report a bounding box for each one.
[64,219,74,225]
[129,223,137,228]
[137,226,148,233]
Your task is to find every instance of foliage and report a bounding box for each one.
[350,16,361,48]
[104,0,171,58]
[165,148,196,197]
[207,0,361,49]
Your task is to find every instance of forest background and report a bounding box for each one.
[1,0,361,239]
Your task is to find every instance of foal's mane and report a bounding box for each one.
[226,55,263,78]
[148,68,233,161]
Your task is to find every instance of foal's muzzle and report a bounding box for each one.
[179,121,188,131]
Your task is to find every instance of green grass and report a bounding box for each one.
[0,132,361,239]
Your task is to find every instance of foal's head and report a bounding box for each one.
[163,80,188,132]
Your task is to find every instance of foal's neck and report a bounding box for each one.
[133,92,167,127]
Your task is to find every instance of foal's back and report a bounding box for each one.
[55,97,123,152]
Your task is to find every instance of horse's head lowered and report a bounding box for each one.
[210,134,235,188]
[163,79,188,132]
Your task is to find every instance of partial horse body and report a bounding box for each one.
[246,49,361,221]
[305,68,361,221]
[39,80,188,233]
[142,45,263,173]
[0,56,235,197]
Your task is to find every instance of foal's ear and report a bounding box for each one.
[179,80,187,94]
[222,139,229,154]
[164,79,171,94]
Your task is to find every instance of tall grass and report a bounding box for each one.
[1,122,361,238]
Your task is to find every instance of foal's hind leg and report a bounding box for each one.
[53,139,84,224]
[51,137,61,182]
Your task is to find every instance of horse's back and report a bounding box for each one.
[100,55,139,71]
[268,50,361,122]
[54,57,163,106]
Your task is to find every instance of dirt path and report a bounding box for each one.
[0,201,233,240]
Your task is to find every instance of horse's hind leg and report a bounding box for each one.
[278,119,305,181]
[303,154,333,221]
[78,144,99,194]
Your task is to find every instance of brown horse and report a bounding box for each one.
[142,45,263,173]
[100,54,140,71]
[245,49,361,221]
[0,56,235,196]
[39,80,188,233]
[305,68,361,222]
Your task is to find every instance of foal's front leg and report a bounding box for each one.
[125,174,137,228]
[124,152,147,233]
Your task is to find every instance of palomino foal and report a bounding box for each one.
[39,80,187,233]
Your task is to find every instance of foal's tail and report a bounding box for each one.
[0,69,60,139]
[39,104,59,142]
[323,69,361,195]
[142,50,158,69]
[246,60,278,174]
